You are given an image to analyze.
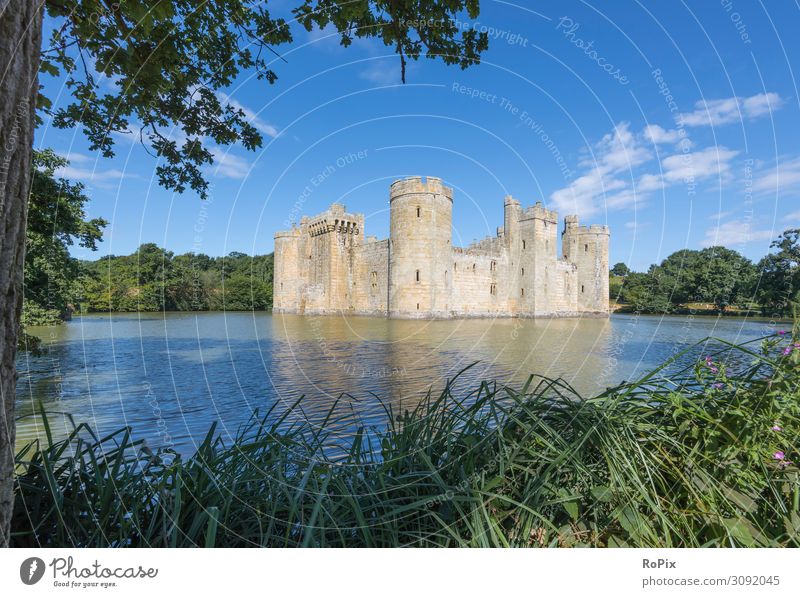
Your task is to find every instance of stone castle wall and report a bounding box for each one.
[273,176,610,318]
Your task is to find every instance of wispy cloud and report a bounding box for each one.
[783,210,800,223]
[678,92,783,127]
[209,148,252,179]
[359,60,407,85]
[643,124,685,145]
[752,156,800,195]
[549,121,739,218]
[700,219,776,247]
[217,92,280,138]
[550,122,650,217]
[52,151,129,187]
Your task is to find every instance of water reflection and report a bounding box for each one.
[16,312,777,455]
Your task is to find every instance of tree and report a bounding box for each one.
[692,247,755,311]
[755,229,800,316]
[610,262,630,277]
[0,0,42,547]
[23,149,107,325]
[1,0,488,542]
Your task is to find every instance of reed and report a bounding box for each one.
[11,327,800,547]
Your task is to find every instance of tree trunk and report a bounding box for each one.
[0,0,43,547]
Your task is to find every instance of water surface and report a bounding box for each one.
[16,312,779,454]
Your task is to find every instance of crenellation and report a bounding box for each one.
[273,177,610,318]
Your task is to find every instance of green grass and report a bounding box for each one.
[11,326,800,547]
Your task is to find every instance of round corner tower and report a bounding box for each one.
[388,176,453,318]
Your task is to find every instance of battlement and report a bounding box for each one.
[520,200,558,223]
[390,176,453,201]
[273,176,609,318]
[573,224,610,235]
[274,227,301,240]
[302,204,364,237]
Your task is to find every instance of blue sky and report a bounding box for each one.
[36,1,799,271]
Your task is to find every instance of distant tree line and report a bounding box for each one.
[22,150,272,328]
[23,147,797,326]
[77,247,273,314]
[609,230,800,317]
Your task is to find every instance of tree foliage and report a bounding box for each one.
[612,236,799,315]
[41,0,489,198]
[23,149,107,326]
[78,245,273,312]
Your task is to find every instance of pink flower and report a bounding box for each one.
[710,366,718,374]
[713,383,724,389]
[774,451,786,461]
[772,425,783,432]
[783,347,792,356]
[778,330,787,336]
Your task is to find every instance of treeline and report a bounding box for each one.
[78,247,273,313]
[22,149,272,328]
[610,231,800,316]
[23,148,799,325]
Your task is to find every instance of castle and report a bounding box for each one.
[273,176,609,318]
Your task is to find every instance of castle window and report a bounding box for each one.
[584,244,589,252]
[521,288,525,297]
[416,206,421,218]
[415,270,420,283]
[581,285,585,293]
[417,303,420,310]
[490,261,497,271]
[490,284,497,296]
[472,264,476,272]
[522,240,526,250]
[371,271,378,290]
[454,262,457,271]
[521,267,525,276]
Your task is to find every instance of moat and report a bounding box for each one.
[16,312,779,453]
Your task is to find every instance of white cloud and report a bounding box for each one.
[55,151,93,164]
[678,92,783,127]
[359,61,406,85]
[217,92,280,138]
[51,152,129,187]
[783,210,800,223]
[752,156,800,194]
[551,122,650,217]
[209,148,252,179]
[550,122,739,218]
[643,124,682,145]
[700,220,776,247]
[661,146,739,185]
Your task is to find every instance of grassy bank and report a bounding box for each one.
[11,327,800,547]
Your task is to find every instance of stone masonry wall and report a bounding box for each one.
[272,177,610,318]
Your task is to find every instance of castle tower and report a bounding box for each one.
[562,216,610,313]
[388,176,453,318]
[273,226,302,312]
[515,201,558,314]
